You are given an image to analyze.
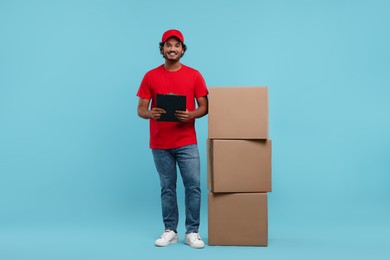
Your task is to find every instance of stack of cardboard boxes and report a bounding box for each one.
[207,87,271,246]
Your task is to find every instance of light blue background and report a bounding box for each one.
[1,0,389,259]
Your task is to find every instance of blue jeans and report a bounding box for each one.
[152,144,201,233]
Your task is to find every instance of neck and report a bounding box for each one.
[164,60,182,71]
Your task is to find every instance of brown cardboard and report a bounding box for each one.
[208,87,269,139]
[207,139,272,192]
[207,138,213,191]
[208,192,268,246]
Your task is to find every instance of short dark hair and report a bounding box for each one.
[159,39,187,58]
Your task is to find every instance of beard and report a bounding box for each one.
[163,51,181,61]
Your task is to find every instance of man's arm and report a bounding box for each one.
[137,98,151,119]
[137,98,166,120]
[192,96,208,119]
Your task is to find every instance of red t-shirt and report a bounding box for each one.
[137,64,209,149]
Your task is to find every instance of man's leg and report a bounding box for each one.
[175,144,201,233]
[152,149,179,232]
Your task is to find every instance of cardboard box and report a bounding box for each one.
[207,139,272,192]
[208,87,269,139]
[208,192,268,246]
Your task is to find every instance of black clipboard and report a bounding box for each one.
[156,94,186,122]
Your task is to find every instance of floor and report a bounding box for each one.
[2,202,389,260]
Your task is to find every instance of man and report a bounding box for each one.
[136,29,208,249]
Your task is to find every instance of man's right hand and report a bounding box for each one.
[150,107,166,119]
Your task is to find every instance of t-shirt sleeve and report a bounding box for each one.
[136,73,152,100]
[194,71,209,98]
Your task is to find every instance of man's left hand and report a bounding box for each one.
[175,109,191,122]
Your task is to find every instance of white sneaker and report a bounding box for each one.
[155,230,178,247]
[185,232,205,249]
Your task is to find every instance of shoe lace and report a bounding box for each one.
[161,230,173,239]
[188,232,201,241]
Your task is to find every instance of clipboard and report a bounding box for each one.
[156,94,186,122]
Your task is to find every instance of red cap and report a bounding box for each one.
[162,29,184,43]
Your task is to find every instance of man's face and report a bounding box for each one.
[162,37,184,61]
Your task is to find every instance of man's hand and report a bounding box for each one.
[175,109,192,122]
[150,107,166,120]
